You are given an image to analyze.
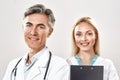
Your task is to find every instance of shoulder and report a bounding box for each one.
[51,55,68,65]
[67,56,75,62]
[97,57,119,80]
[95,56,116,69]
[5,57,22,73]
[50,55,69,72]
[48,55,70,80]
[66,56,78,65]
[96,56,114,65]
[8,57,22,67]
[46,48,67,65]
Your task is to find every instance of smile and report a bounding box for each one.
[81,42,89,46]
[28,37,39,41]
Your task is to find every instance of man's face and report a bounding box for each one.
[23,13,52,52]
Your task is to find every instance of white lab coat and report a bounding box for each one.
[67,56,119,80]
[3,49,69,80]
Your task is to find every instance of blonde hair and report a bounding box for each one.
[72,17,100,56]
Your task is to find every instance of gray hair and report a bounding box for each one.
[24,4,55,28]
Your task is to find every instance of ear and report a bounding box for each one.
[47,28,53,37]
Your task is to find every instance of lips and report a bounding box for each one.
[28,37,39,41]
[81,42,89,46]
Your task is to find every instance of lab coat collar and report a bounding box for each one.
[93,56,104,65]
[15,48,51,80]
[26,48,50,80]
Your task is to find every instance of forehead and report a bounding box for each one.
[75,22,95,32]
[23,13,49,24]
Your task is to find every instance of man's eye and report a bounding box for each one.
[26,24,32,27]
[39,25,44,28]
[38,25,45,29]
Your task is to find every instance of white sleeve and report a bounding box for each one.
[108,60,119,80]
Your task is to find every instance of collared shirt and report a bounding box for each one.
[75,54,98,65]
[24,47,47,79]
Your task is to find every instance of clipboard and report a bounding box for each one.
[70,65,103,80]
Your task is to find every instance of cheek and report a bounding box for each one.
[23,30,31,41]
[92,39,96,45]
[90,38,96,46]
[75,35,81,42]
[45,30,51,38]
[75,38,80,43]
[24,30,29,37]
[23,27,30,34]
[74,37,80,46]
[38,31,48,40]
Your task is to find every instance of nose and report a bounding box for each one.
[81,35,86,41]
[31,27,37,36]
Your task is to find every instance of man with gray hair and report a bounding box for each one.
[3,4,69,80]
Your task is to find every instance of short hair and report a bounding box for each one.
[72,17,100,56]
[24,4,55,28]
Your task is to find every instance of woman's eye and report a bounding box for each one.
[76,33,81,36]
[87,32,93,35]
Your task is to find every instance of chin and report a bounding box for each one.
[27,44,37,49]
[81,48,90,51]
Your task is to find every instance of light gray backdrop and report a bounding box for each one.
[0,0,120,79]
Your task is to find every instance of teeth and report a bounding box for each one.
[29,37,39,41]
[81,43,88,46]
[31,38,38,40]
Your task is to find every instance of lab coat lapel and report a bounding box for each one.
[94,56,104,65]
[26,49,50,80]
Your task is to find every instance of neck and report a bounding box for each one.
[77,49,95,65]
[28,46,45,61]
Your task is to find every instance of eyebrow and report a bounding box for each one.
[76,30,94,33]
[25,22,46,27]
[87,30,93,32]
[87,30,95,33]
[26,22,32,25]
[37,23,46,27]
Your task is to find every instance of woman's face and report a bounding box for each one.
[74,22,96,52]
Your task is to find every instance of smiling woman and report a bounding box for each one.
[74,22,97,55]
[67,16,119,80]
[71,17,99,56]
